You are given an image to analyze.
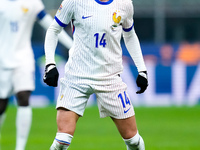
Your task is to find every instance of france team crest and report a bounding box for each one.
[112,10,121,29]
[113,11,121,24]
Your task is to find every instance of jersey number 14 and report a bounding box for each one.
[94,33,106,48]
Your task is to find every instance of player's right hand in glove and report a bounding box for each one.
[136,71,148,94]
[43,64,59,87]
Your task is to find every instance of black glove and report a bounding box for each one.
[43,64,59,87]
[136,71,148,94]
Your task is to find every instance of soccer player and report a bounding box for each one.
[0,0,73,150]
[43,0,148,149]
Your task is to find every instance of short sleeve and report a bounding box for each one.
[122,0,134,32]
[55,0,74,27]
[34,0,45,15]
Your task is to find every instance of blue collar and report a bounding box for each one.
[95,0,113,5]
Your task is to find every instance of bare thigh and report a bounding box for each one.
[111,115,138,139]
[56,108,80,136]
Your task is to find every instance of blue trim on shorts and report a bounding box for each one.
[55,16,68,27]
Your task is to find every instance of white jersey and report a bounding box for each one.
[55,0,134,84]
[0,0,44,68]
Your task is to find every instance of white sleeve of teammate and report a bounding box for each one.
[38,14,73,49]
[44,20,63,65]
[34,0,45,15]
[122,0,146,72]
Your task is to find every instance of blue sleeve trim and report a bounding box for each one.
[55,16,67,27]
[123,23,134,32]
[37,10,46,20]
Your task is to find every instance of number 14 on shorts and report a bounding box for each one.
[118,91,131,113]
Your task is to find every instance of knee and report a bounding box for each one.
[16,91,31,106]
[57,109,79,135]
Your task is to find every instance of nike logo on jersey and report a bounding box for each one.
[82,15,92,19]
[124,107,131,113]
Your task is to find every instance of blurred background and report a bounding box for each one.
[2,1,200,150]
[29,0,200,107]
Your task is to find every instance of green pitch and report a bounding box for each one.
[1,105,200,150]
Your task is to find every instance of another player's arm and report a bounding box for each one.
[122,1,148,94]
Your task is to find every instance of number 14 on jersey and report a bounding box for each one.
[94,33,106,48]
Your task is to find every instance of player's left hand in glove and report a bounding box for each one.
[136,71,148,94]
[43,63,59,87]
